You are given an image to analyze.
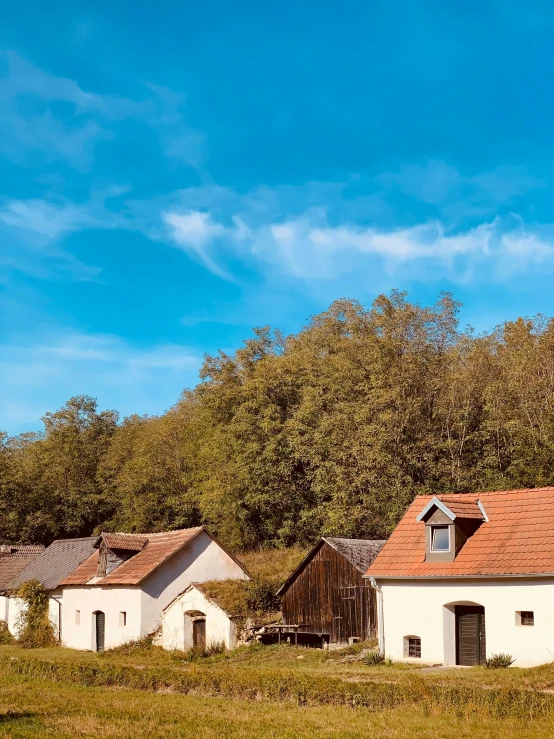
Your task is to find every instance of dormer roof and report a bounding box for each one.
[416,496,486,522]
[366,487,554,579]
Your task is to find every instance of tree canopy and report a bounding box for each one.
[2,291,554,549]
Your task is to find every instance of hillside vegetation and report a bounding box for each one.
[1,290,554,550]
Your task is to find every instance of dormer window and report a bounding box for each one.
[416,496,487,563]
[431,525,450,552]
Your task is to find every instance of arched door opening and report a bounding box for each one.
[183,610,206,651]
[94,611,105,652]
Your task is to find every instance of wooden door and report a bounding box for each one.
[193,618,206,649]
[456,606,486,665]
[95,611,105,652]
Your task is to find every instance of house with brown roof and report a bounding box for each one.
[365,487,554,667]
[277,537,386,644]
[59,526,249,651]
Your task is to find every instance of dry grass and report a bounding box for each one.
[1,671,554,738]
[239,545,309,586]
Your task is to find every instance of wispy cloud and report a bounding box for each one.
[159,177,554,284]
[0,51,206,170]
[0,190,129,280]
[0,332,201,432]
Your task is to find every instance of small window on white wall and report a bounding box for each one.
[403,635,421,658]
[119,611,127,627]
[75,610,80,625]
[516,611,534,626]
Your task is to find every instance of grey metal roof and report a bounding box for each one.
[276,537,387,596]
[324,538,387,574]
[10,537,100,591]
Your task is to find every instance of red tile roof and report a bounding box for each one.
[60,527,204,586]
[100,533,147,551]
[366,487,554,578]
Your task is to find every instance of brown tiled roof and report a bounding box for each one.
[100,533,147,551]
[366,487,554,578]
[61,527,204,586]
[437,498,484,520]
[10,537,99,591]
[277,537,387,595]
[0,546,45,592]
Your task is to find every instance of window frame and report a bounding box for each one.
[119,611,127,627]
[75,610,80,626]
[430,524,450,552]
[520,610,534,626]
[403,635,422,659]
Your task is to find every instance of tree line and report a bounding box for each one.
[1,291,554,549]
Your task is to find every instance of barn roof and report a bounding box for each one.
[276,537,387,596]
[366,487,554,579]
[10,537,99,592]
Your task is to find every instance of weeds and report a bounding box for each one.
[0,621,14,645]
[362,651,385,666]
[486,654,515,669]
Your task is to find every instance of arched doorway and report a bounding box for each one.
[443,601,486,666]
[456,605,486,665]
[94,611,105,652]
[183,610,206,651]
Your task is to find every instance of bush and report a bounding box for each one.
[245,577,280,614]
[485,654,515,669]
[362,650,385,666]
[15,580,57,649]
[0,621,14,645]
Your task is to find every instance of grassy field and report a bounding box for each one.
[2,670,554,738]
[3,642,554,737]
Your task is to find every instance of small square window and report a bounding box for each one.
[521,611,534,626]
[119,611,127,627]
[408,637,421,658]
[75,610,80,625]
[431,525,450,552]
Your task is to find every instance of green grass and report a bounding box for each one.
[4,642,554,722]
[239,546,309,586]
[2,671,554,738]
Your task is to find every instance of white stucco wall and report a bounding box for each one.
[374,577,554,667]
[61,531,248,651]
[61,586,142,650]
[161,586,238,651]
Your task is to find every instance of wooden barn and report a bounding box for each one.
[277,537,386,644]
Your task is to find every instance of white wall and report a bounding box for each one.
[162,586,238,651]
[61,586,142,651]
[140,531,248,638]
[375,578,554,667]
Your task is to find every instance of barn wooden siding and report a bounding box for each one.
[280,541,377,643]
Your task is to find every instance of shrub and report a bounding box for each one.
[485,653,515,669]
[245,577,280,614]
[0,621,14,645]
[15,580,57,649]
[362,650,385,666]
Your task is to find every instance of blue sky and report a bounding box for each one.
[2,1,554,434]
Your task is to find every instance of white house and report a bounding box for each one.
[162,582,243,652]
[365,487,554,667]
[60,527,249,651]
[6,538,98,639]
